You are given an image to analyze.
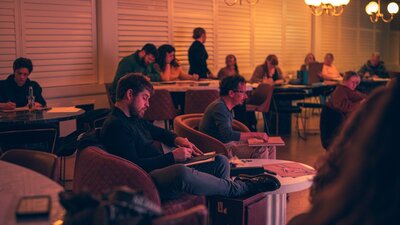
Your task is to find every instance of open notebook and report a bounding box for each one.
[181,152,217,166]
[247,136,285,147]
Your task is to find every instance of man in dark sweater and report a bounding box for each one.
[110,43,160,102]
[0,57,46,110]
[101,74,279,200]
[358,52,389,79]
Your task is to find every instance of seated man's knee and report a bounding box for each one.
[214,155,230,168]
[169,164,192,181]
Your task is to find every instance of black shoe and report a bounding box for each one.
[235,173,281,194]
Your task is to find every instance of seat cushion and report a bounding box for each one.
[162,194,206,215]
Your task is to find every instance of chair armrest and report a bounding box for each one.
[152,205,208,225]
[233,120,250,132]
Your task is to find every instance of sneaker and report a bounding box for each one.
[235,173,281,194]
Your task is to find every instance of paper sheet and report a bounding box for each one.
[263,162,315,178]
[47,107,81,113]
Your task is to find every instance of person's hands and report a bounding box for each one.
[34,102,43,108]
[175,137,203,156]
[1,101,16,110]
[192,74,199,80]
[262,77,274,85]
[143,76,151,81]
[172,147,193,162]
[251,132,269,142]
[364,72,370,79]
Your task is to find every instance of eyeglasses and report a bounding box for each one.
[233,90,246,94]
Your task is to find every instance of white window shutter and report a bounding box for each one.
[0,0,18,79]
[216,1,251,77]
[21,0,97,87]
[172,0,214,73]
[117,0,169,59]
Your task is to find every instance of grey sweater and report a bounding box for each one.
[199,98,241,143]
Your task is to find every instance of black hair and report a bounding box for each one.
[13,57,33,74]
[156,44,179,71]
[192,27,206,39]
[219,75,246,96]
[142,43,158,59]
[116,73,154,101]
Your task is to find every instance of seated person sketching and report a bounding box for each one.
[300,53,316,71]
[0,57,46,110]
[217,54,240,80]
[155,44,199,81]
[111,43,160,102]
[320,53,342,82]
[250,54,284,85]
[358,52,389,79]
[288,78,400,225]
[100,74,280,200]
[199,75,276,159]
[326,71,366,117]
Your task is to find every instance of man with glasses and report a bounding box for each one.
[110,43,160,102]
[199,75,276,159]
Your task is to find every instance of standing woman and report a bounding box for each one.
[155,44,199,81]
[188,27,216,79]
[217,54,239,80]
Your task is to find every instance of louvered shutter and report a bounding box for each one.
[21,0,97,87]
[172,0,214,73]
[117,0,169,59]
[0,0,18,79]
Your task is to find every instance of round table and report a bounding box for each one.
[0,161,64,225]
[0,107,84,126]
[236,159,315,225]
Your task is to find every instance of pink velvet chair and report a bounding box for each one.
[184,89,219,114]
[73,146,205,215]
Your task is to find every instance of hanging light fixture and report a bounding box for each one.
[365,0,399,23]
[304,0,351,16]
[224,0,259,6]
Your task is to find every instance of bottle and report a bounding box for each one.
[28,86,35,111]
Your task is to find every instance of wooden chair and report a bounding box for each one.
[173,113,250,157]
[0,149,58,179]
[105,83,114,108]
[246,83,274,134]
[144,89,179,130]
[184,89,219,114]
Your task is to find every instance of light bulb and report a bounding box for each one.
[305,0,321,6]
[321,0,330,4]
[387,2,399,14]
[331,0,341,7]
[340,0,350,5]
[365,1,379,15]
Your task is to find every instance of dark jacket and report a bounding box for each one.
[100,107,177,172]
[188,40,210,79]
[0,74,46,107]
[358,60,389,78]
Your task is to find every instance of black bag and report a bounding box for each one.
[59,186,162,225]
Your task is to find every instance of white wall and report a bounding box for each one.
[0,0,399,108]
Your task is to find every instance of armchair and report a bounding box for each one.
[73,146,205,215]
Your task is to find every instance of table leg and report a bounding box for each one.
[266,193,287,225]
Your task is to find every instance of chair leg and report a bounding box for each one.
[262,112,270,135]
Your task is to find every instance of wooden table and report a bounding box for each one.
[152,80,253,92]
[0,161,64,225]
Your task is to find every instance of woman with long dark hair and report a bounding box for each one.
[156,44,198,81]
[288,78,400,225]
[250,54,284,84]
[217,54,239,80]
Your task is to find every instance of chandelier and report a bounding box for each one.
[224,0,259,6]
[365,0,399,23]
[304,0,350,16]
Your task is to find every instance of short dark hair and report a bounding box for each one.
[325,53,334,60]
[220,75,246,96]
[192,27,206,39]
[13,57,33,74]
[116,73,154,101]
[142,43,158,59]
[343,71,359,81]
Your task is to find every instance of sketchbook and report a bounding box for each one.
[247,136,285,147]
[182,152,217,166]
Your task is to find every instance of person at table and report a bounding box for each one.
[288,78,400,225]
[111,43,159,102]
[199,75,276,159]
[188,27,216,79]
[358,52,389,79]
[217,54,240,80]
[100,73,280,200]
[319,53,342,82]
[155,44,199,81]
[0,57,46,110]
[250,54,284,85]
[326,71,366,117]
[300,53,316,71]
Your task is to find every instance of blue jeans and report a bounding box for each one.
[150,155,249,200]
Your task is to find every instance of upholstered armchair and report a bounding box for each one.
[73,146,205,215]
[173,113,250,157]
